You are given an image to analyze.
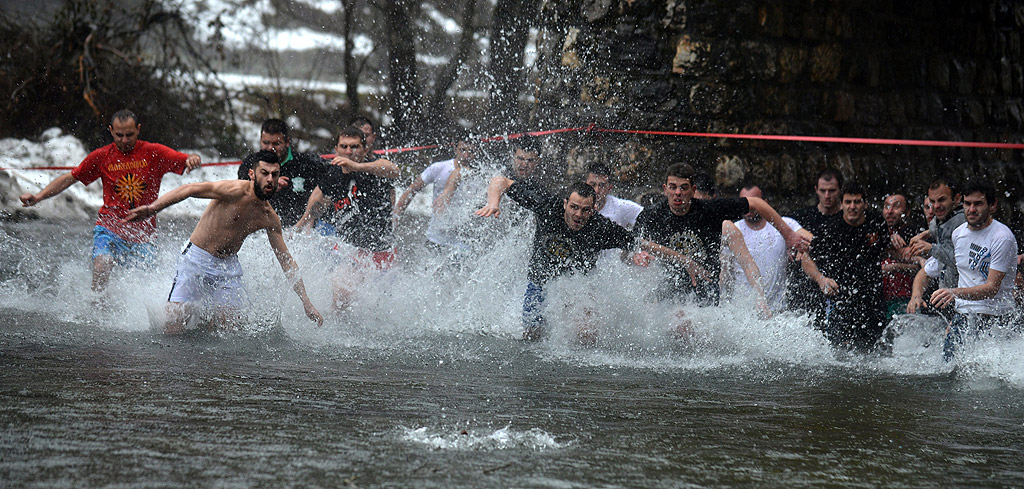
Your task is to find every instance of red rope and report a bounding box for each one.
[2,126,1021,171]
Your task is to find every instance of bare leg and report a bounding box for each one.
[575,307,598,347]
[91,255,113,293]
[164,302,190,335]
[673,308,694,338]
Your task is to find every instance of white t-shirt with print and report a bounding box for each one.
[951,219,1018,315]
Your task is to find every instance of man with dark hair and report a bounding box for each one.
[908,178,965,290]
[722,183,808,313]
[237,118,328,227]
[691,173,716,199]
[585,163,643,230]
[787,168,845,313]
[634,162,807,307]
[508,136,542,180]
[394,129,480,252]
[20,109,201,294]
[125,149,323,333]
[349,115,378,152]
[880,191,926,321]
[296,126,400,312]
[477,176,702,341]
[800,182,891,351]
[925,180,1017,361]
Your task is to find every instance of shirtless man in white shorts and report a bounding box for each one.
[125,150,323,333]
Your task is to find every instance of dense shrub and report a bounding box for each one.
[0,0,245,154]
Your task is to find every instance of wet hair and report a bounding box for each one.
[110,109,138,126]
[961,179,998,205]
[816,168,844,188]
[349,115,376,133]
[691,173,716,196]
[243,150,280,176]
[512,135,541,155]
[665,162,696,183]
[586,162,612,179]
[338,125,366,146]
[261,119,290,140]
[841,181,866,199]
[451,125,476,144]
[565,181,596,201]
[740,181,766,199]
[927,177,959,197]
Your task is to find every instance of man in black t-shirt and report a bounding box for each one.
[786,169,844,314]
[296,126,400,312]
[476,178,700,341]
[238,119,328,227]
[634,163,808,306]
[800,182,891,352]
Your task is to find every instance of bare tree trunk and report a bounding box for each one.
[487,0,537,132]
[425,0,478,125]
[342,0,360,113]
[382,0,423,139]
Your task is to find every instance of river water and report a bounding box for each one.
[2,216,1024,488]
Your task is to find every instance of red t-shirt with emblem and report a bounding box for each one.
[71,141,188,242]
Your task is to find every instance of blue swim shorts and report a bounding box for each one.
[91,225,155,267]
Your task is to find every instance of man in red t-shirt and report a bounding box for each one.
[20,109,201,293]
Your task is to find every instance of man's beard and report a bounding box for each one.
[253,181,275,200]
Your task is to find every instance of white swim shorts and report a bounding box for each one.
[168,242,246,309]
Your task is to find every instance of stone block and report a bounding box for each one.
[810,43,841,83]
[802,10,824,41]
[582,0,614,23]
[928,54,950,89]
[561,27,582,69]
[778,46,807,83]
[977,63,998,95]
[715,155,745,188]
[672,35,707,75]
[951,59,977,95]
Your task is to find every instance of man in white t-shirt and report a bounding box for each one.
[394,131,477,250]
[723,184,804,313]
[927,180,1019,361]
[585,163,644,229]
[584,163,643,262]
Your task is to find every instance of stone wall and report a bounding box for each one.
[529,0,1024,214]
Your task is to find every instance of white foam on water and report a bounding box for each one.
[399,425,567,451]
[6,132,1024,388]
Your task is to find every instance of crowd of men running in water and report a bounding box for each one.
[18,110,1021,360]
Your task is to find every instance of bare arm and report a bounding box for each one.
[267,224,324,326]
[475,176,515,217]
[124,181,234,221]
[747,197,809,253]
[800,252,838,296]
[723,221,769,315]
[906,267,932,313]
[394,177,426,215]
[294,186,328,230]
[433,164,462,214]
[19,172,77,206]
[331,156,400,179]
[930,270,1008,309]
[637,239,709,285]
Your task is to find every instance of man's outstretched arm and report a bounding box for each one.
[267,223,324,326]
[475,176,515,217]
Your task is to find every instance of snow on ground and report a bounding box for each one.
[0,129,236,220]
[0,129,431,220]
[176,0,373,54]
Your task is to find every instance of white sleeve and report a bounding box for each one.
[924,257,940,278]
[419,162,441,185]
[783,217,803,232]
[987,229,1019,274]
